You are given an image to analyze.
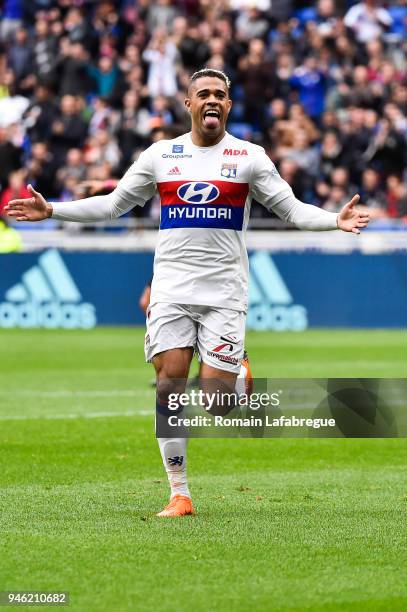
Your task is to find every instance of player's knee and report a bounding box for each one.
[205,398,236,417]
[200,379,238,417]
[156,376,185,405]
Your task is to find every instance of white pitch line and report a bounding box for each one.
[0,390,154,398]
[1,400,405,422]
[0,410,152,421]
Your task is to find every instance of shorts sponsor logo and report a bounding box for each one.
[208,334,239,364]
[212,335,237,353]
[177,182,220,204]
[0,249,97,329]
[248,252,308,332]
[223,149,248,156]
[207,351,239,365]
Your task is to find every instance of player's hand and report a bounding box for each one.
[4,184,52,222]
[337,195,370,234]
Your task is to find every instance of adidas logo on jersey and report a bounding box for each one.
[0,249,97,329]
[168,166,181,175]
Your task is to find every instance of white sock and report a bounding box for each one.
[157,437,190,499]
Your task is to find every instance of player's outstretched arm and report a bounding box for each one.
[4,183,127,223]
[271,192,371,233]
[5,185,52,222]
[5,148,156,223]
[337,194,370,234]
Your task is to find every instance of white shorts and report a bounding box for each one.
[145,303,246,374]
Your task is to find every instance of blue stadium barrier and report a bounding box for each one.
[0,249,406,330]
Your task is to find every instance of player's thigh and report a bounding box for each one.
[145,302,197,366]
[153,347,194,380]
[146,303,196,395]
[153,347,194,402]
[197,307,245,413]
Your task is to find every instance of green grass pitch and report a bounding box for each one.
[1,328,407,611]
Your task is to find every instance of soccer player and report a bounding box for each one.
[5,69,370,517]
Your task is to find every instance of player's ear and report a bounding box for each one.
[185,98,191,113]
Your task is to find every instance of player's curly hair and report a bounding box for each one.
[188,69,231,93]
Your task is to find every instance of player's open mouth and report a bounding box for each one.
[203,109,221,129]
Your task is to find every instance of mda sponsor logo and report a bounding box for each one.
[248,252,308,331]
[0,249,97,329]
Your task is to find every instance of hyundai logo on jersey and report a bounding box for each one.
[177,182,220,204]
[158,180,249,230]
[172,144,184,153]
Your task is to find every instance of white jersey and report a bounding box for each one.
[52,131,338,312]
[115,132,294,312]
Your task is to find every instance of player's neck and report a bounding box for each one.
[190,128,226,148]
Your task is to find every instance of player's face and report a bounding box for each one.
[185,77,232,144]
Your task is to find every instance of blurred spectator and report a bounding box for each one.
[23,84,58,143]
[64,7,89,45]
[0,126,23,191]
[363,118,405,176]
[26,142,57,196]
[238,39,275,126]
[87,55,121,98]
[0,169,30,213]
[386,174,407,219]
[144,0,179,32]
[323,185,349,212]
[88,97,115,136]
[0,76,30,127]
[0,0,23,43]
[57,42,94,97]
[50,95,88,165]
[281,130,320,178]
[344,1,393,44]
[359,167,387,217]
[33,17,59,84]
[330,167,357,199]
[6,27,33,81]
[143,28,179,97]
[278,158,312,202]
[315,0,339,38]
[83,130,121,171]
[235,4,269,41]
[319,131,346,179]
[290,55,326,120]
[57,148,86,187]
[113,90,150,166]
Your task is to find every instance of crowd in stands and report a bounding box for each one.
[0,0,406,226]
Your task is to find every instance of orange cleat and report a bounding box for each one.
[156,494,195,517]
